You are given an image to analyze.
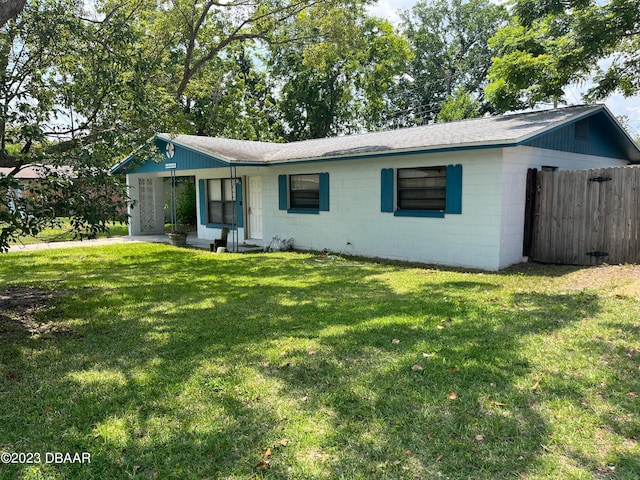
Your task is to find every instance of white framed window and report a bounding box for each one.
[207,178,236,225]
[381,165,462,217]
[397,167,447,211]
[278,173,329,213]
[289,174,320,210]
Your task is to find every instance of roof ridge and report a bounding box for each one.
[159,104,603,149]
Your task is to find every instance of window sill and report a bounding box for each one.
[205,223,238,229]
[287,209,320,215]
[394,210,445,218]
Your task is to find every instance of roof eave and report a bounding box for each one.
[264,140,515,165]
[599,105,640,163]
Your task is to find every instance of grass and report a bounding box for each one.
[0,244,638,479]
[10,218,128,245]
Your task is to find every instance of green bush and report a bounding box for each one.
[176,182,196,226]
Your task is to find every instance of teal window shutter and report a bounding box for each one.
[198,179,207,224]
[235,180,244,227]
[381,168,394,212]
[445,164,462,214]
[278,175,287,210]
[319,173,330,211]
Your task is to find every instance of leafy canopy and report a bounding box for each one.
[486,0,640,112]
[269,3,411,139]
[1,0,371,250]
[393,0,508,124]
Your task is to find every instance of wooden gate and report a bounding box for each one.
[527,166,640,266]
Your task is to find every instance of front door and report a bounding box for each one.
[247,176,263,240]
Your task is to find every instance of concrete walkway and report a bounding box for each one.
[8,236,145,252]
[8,233,260,253]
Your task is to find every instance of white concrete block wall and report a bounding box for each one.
[261,150,506,270]
[125,145,629,270]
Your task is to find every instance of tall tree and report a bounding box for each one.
[186,47,282,141]
[269,3,411,140]
[486,0,640,112]
[392,0,508,124]
[1,0,351,250]
[134,0,348,134]
[0,0,145,250]
[437,88,482,122]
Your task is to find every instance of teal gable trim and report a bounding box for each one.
[198,179,207,225]
[445,164,463,214]
[236,181,244,228]
[278,175,287,210]
[319,173,330,211]
[381,168,394,212]
[522,113,627,160]
[125,139,229,174]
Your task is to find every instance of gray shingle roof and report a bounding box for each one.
[157,105,606,164]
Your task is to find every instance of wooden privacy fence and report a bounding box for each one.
[527,166,640,266]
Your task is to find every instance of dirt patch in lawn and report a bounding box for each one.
[0,286,67,336]
[558,265,640,298]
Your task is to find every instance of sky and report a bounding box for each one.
[367,0,640,139]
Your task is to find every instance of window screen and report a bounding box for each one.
[397,167,446,211]
[289,174,320,209]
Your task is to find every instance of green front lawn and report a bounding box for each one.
[0,244,638,479]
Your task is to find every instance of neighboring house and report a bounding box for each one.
[0,166,43,216]
[0,165,63,181]
[0,165,74,213]
[0,165,75,188]
[1,165,127,218]
[111,104,640,271]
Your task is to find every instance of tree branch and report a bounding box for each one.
[175,0,322,98]
[42,90,110,137]
[0,151,19,168]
